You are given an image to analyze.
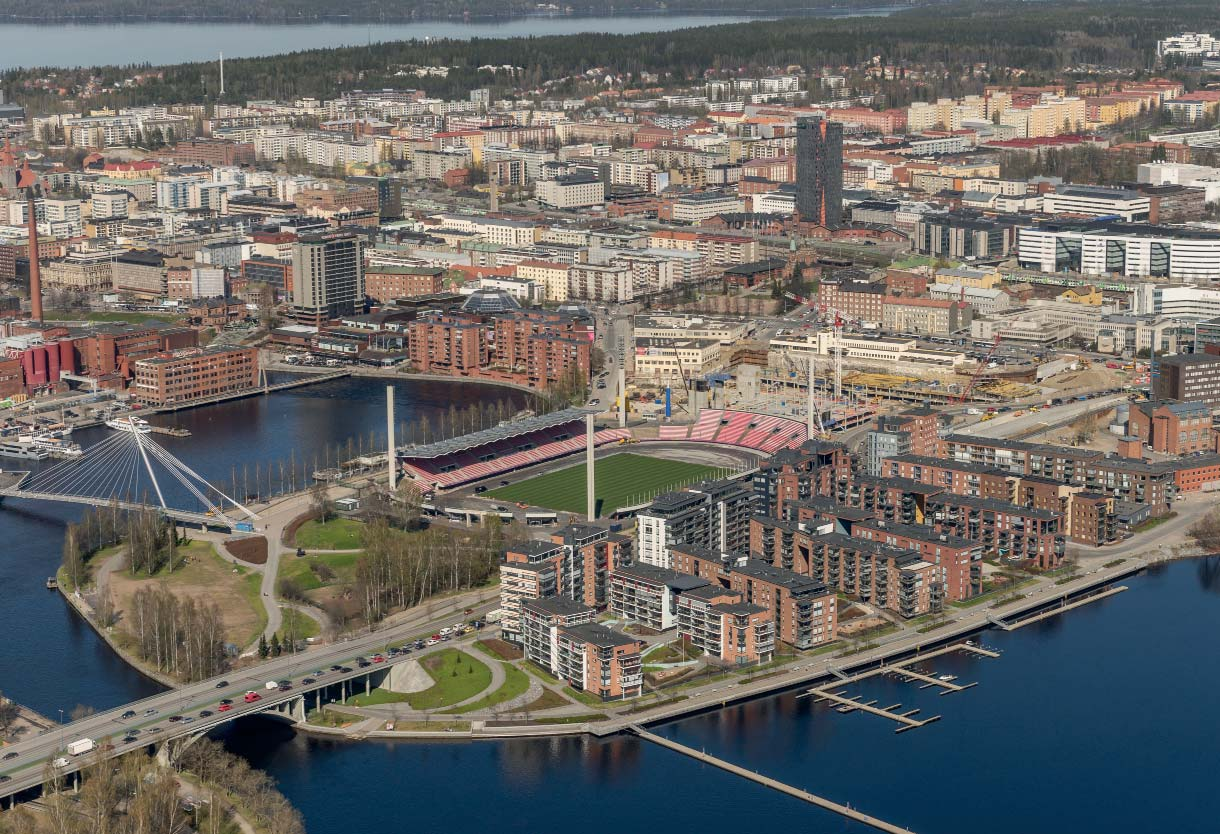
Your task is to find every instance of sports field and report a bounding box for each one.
[485,453,723,517]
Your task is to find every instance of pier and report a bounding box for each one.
[628,725,917,834]
[995,585,1128,631]
[806,689,939,732]
[798,642,997,732]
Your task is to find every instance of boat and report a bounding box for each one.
[32,436,83,458]
[45,577,57,590]
[0,442,50,461]
[106,416,152,434]
[938,674,957,682]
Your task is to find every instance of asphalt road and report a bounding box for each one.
[953,394,1128,439]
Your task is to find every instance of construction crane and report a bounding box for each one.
[957,334,1002,403]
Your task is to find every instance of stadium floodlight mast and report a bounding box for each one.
[586,413,596,521]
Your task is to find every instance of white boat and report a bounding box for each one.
[32,436,83,458]
[0,442,50,461]
[106,416,152,434]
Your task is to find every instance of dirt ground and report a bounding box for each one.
[107,542,264,649]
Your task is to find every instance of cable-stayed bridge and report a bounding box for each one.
[0,418,258,529]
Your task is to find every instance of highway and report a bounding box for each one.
[0,593,496,801]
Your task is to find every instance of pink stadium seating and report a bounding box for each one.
[688,410,724,441]
[657,425,690,440]
[402,424,635,490]
[713,411,754,445]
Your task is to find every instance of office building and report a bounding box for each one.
[291,232,366,322]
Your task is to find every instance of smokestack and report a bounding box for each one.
[26,196,41,322]
[219,52,225,98]
[489,180,498,213]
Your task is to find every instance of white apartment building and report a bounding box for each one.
[516,260,571,302]
[535,176,605,209]
[633,339,724,382]
[89,191,128,220]
[671,192,745,224]
[568,263,633,303]
[156,175,202,210]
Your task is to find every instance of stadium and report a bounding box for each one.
[398,406,814,519]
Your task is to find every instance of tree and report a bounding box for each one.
[310,478,333,524]
[269,633,282,657]
[1189,508,1220,552]
[258,633,269,659]
[0,692,18,738]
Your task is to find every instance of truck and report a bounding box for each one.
[234,522,255,533]
[67,738,94,757]
[484,609,503,624]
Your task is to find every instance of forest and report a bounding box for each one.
[0,0,883,24]
[0,740,304,834]
[6,0,1220,112]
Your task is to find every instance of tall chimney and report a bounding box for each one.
[26,196,42,322]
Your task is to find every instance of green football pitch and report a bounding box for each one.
[485,452,725,517]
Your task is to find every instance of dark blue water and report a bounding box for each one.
[217,558,1220,834]
[0,376,523,717]
[5,376,1219,832]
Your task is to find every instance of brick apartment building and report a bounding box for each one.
[752,440,854,518]
[1127,400,1218,455]
[364,265,445,302]
[491,309,592,388]
[675,585,774,665]
[129,345,259,406]
[751,517,945,617]
[407,312,488,376]
[554,623,644,701]
[817,277,888,323]
[167,138,255,167]
[669,546,837,649]
[520,596,596,675]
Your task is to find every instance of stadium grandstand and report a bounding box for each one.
[651,409,809,454]
[400,408,631,491]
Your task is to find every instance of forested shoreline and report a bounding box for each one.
[5,0,1220,111]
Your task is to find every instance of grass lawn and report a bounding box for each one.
[521,688,570,712]
[110,541,267,648]
[294,518,365,550]
[406,649,492,711]
[453,663,531,714]
[277,607,320,642]
[486,453,721,517]
[563,686,607,707]
[278,550,363,591]
[346,688,410,707]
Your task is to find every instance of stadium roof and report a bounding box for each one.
[399,407,595,459]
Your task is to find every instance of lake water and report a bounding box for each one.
[220,558,1220,834]
[2,376,1217,832]
[0,375,525,716]
[0,14,795,70]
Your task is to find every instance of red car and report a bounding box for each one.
[372,654,386,663]
[218,703,233,712]
[243,691,261,703]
